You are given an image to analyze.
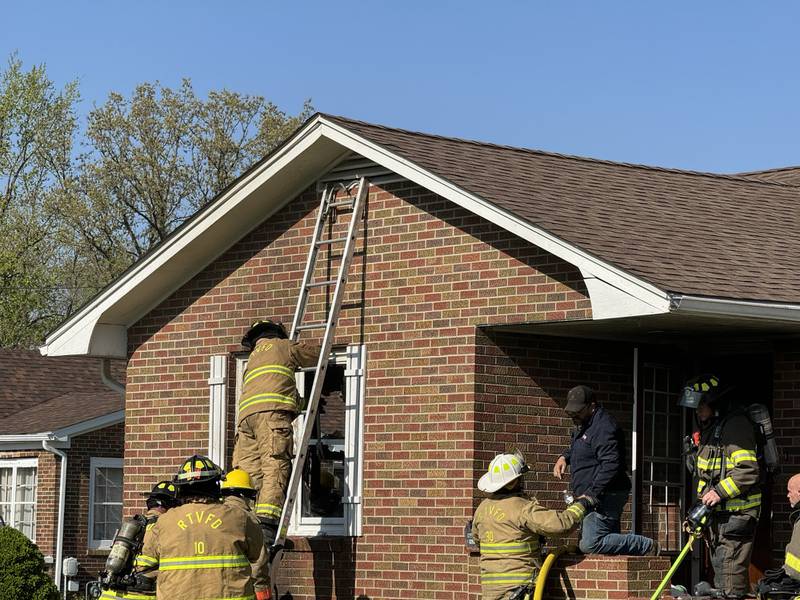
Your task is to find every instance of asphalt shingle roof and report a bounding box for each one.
[325,115,800,303]
[0,349,124,434]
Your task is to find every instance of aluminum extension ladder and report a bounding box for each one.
[269,176,369,582]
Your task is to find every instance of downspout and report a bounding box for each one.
[41,440,67,591]
[101,358,125,394]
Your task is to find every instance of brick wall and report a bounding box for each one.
[62,423,125,587]
[473,331,636,539]
[771,341,800,562]
[125,179,591,599]
[547,555,672,600]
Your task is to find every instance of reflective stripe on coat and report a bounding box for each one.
[138,499,264,600]
[472,493,585,599]
[238,338,319,421]
[694,414,760,514]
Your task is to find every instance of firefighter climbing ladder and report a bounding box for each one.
[271,176,368,563]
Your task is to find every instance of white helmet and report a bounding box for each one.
[478,451,529,493]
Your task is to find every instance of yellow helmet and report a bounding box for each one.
[221,468,257,499]
[222,468,255,491]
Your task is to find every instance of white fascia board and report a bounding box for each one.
[671,294,800,323]
[315,119,672,319]
[0,411,123,450]
[0,433,70,451]
[43,119,348,358]
[52,410,125,439]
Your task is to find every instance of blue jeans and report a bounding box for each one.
[578,490,653,555]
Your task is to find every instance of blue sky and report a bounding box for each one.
[4,1,799,173]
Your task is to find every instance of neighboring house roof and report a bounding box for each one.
[736,166,800,186]
[323,115,800,304]
[40,114,800,358]
[0,349,124,435]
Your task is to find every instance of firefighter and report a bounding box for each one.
[784,474,800,583]
[681,374,760,599]
[99,481,179,600]
[754,473,800,599]
[472,451,594,600]
[137,455,266,600]
[233,319,320,544]
[220,468,270,597]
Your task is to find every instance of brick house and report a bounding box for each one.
[0,349,125,591]
[40,114,800,599]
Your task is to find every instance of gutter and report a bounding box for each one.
[670,294,800,323]
[41,440,67,591]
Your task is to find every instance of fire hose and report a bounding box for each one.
[649,502,714,600]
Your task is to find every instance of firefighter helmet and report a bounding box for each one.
[478,451,529,493]
[221,468,257,499]
[679,374,723,409]
[173,455,223,486]
[141,480,179,508]
[242,319,288,349]
[141,480,177,500]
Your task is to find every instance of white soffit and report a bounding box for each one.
[43,115,684,358]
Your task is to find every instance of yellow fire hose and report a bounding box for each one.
[649,532,701,600]
[533,545,575,600]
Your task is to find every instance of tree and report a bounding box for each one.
[0,54,79,347]
[0,526,59,600]
[60,80,312,301]
[0,56,311,346]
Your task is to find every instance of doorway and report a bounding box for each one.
[635,346,773,589]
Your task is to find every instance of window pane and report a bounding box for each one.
[16,468,36,504]
[0,468,11,504]
[93,465,123,543]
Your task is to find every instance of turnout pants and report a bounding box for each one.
[234,410,295,524]
[707,511,758,597]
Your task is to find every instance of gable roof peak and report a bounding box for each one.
[319,113,798,189]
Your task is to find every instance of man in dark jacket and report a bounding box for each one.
[553,385,654,555]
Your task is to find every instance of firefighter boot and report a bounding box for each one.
[259,517,278,547]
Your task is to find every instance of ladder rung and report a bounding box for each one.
[330,200,355,209]
[296,322,327,331]
[306,279,338,288]
[316,236,348,246]
[299,366,317,372]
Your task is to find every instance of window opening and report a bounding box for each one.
[0,459,37,540]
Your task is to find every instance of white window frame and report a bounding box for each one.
[88,457,124,549]
[0,458,38,541]
[234,344,366,537]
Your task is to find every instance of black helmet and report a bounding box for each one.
[173,455,223,486]
[241,319,288,350]
[142,480,179,509]
[678,374,723,409]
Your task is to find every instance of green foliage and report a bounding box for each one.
[0,53,79,347]
[0,526,59,600]
[62,80,312,271]
[0,54,312,347]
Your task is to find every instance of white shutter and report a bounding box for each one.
[208,355,228,468]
